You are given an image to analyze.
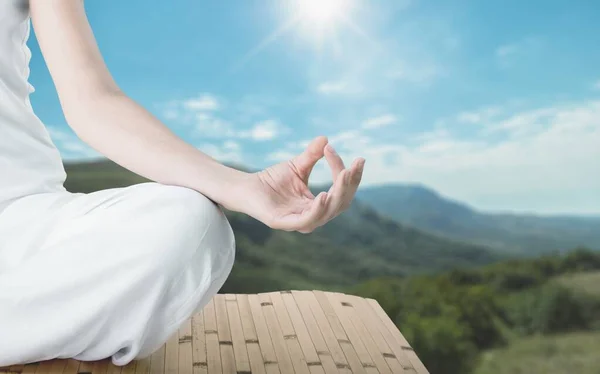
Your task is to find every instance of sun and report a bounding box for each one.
[231,0,363,71]
[297,0,347,24]
[295,0,353,32]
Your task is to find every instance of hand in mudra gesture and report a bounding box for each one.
[243,136,365,233]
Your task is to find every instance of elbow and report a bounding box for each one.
[61,86,126,136]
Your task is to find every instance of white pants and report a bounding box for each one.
[0,182,236,366]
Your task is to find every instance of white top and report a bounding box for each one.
[0,0,67,209]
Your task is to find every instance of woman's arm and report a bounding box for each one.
[30,0,248,211]
[30,0,365,233]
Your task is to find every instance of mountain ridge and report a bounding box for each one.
[357,183,600,255]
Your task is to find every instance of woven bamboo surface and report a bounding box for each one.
[0,291,428,374]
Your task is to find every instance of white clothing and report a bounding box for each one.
[0,0,236,366]
[0,0,68,212]
[0,183,236,365]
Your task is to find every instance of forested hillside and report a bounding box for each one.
[351,249,600,374]
[357,184,600,255]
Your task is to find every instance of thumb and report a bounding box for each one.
[291,136,328,183]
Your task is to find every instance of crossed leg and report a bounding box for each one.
[0,182,236,366]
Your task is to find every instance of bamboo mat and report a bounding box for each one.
[0,291,428,374]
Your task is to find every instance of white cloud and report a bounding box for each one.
[495,37,542,68]
[329,130,371,150]
[457,106,502,124]
[316,80,361,95]
[308,100,600,214]
[183,94,219,111]
[250,120,279,141]
[267,150,296,162]
[495,44,519,58]
[362,114,397,129]
[386,61,440,85]
[193,114,237,138]
[47,126,101,160]
[223,140,240,151]
[239,119,287,141]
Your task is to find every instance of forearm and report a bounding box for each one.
[63,91,249,211]
[29,0,249,210]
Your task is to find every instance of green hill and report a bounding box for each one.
[357,184,600,255]
[475,331,600,374]
[351,248,600,374]
[63,159,501,293]
[555,271,600,298]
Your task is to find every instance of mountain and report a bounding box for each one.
[357,184,600,255]
[62,159,502,292]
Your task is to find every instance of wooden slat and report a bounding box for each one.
[8,364,25,373]
[403,351,429,374]
[164,331,179,374]
[236,294,266,374]
[9,365,25,374]
[224,295,251,373]
[214,295,236,374]
[178,319,193,374]
[268,292,311,374]
[312,291,365,374]
[301,290,353,374]
[291,291,341,374]
[91,359,108,374]
[323,292,379,374]
[149,346,166,374]
[134,359,150,374]
[365,298,429,374]
[78,362,94,374]
[48,360,67,374]
[22,365,37,374]
[119,361,136,374]
[190,312,208,374]
[247,295,281,374]
[331,293,393,374]
[35,361,54,374]
[106,361,121,374]
[22,362,37,374]
[63,360,81,374]
[214,295,232,344]
[281,292,322,365]
[235,295,257,342]
[347,295,412,371]
[365,299,411,348]
[255,294,296,374]
[202,298,223,374]
[5,292,426,374]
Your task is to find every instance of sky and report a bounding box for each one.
[27,0,600,215]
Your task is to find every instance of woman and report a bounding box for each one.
[0,0,365,367]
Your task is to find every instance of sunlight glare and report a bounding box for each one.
[296,0,350,29]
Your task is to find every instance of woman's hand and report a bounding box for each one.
[237,136,365,233]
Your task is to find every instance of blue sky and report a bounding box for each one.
[28,0,600,215]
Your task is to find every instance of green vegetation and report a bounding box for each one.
[475,331,600,374]
[351,249,600,374]
[556,271,600,298]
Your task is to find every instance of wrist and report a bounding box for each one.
[192,160,254,213]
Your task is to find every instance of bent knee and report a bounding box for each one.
[138,183,236,274]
